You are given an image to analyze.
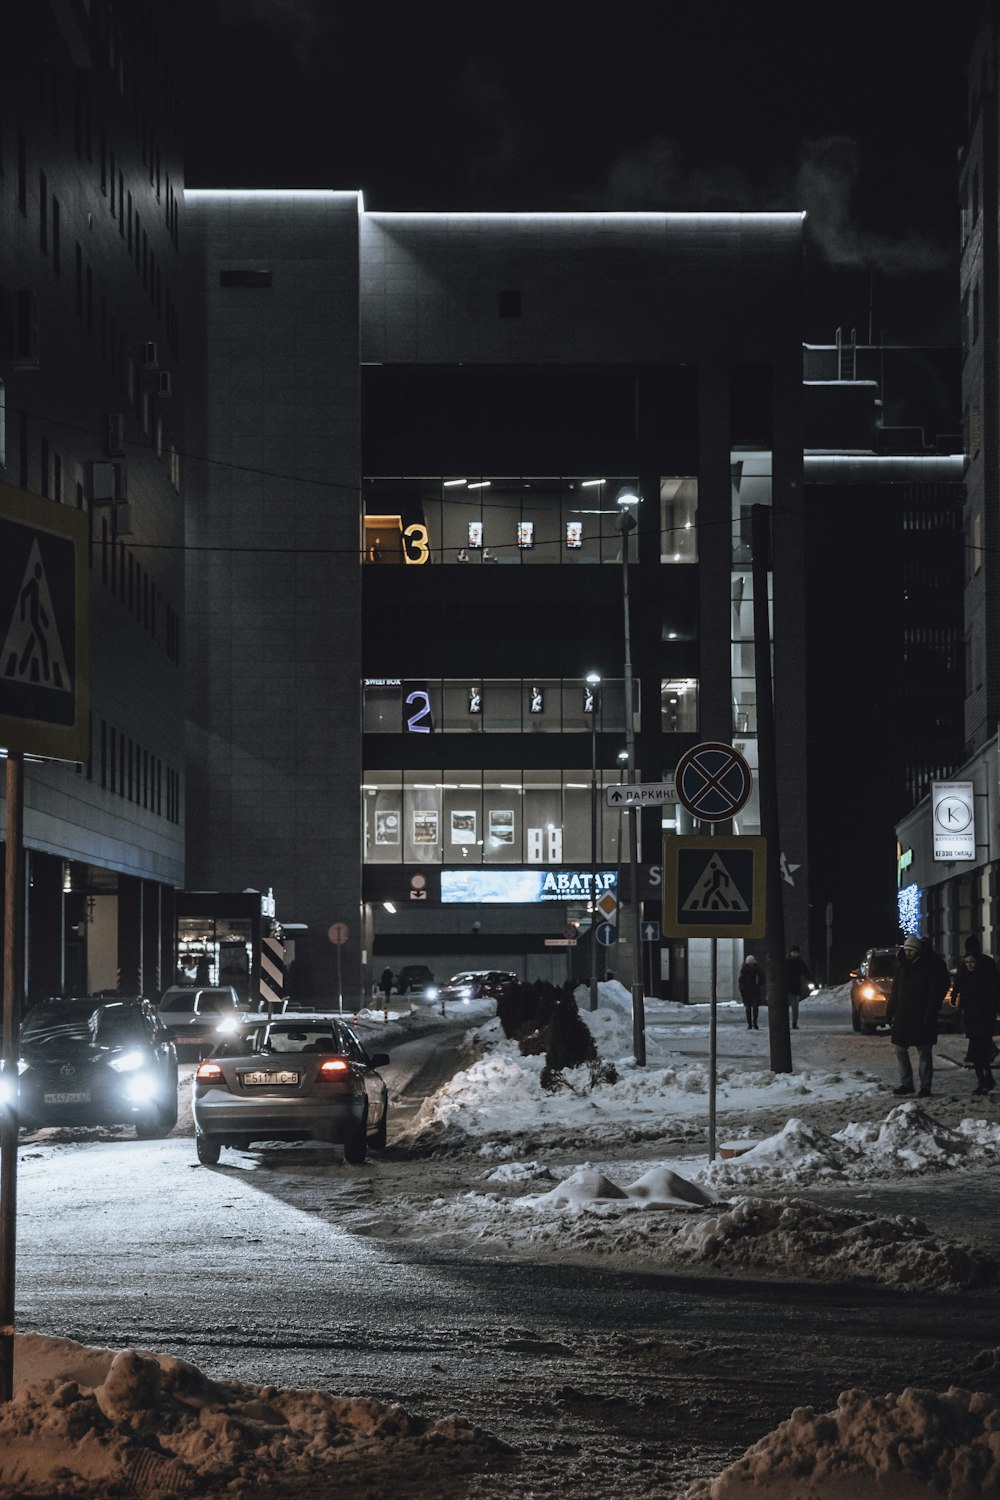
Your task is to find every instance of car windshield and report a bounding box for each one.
[260,1028,341,1054]
[195,994,234,1015]
[22,1004,143,1049]
[868,954,897,978]
[161,993,196,1012]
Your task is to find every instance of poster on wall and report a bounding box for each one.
[529,686,544,714]
[468,522,483,549]
[375,809,400,845]
[489,809,514,845]
[412,810,440,846]
[517,521,534,549]
[565,521,583,549]
[451,810,477,845]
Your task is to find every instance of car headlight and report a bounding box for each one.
[123,1073,158,1103]
[860,983,876,1001]
[16,1059,28,1075]
[425,987,439,1000]
[0,1078,16,1107]
[110,1049,147,1073]
[215,1015,239,1035]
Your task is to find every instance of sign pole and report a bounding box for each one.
[707,821,718,1162]
[1,751,25,1403]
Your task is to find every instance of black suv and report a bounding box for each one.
[395,965,436,997]
[18,995,179,1137]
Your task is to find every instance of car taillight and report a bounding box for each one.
[196,1061,224,1081]
[318,1058,349,1076]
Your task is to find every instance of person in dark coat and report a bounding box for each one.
[784,945,813,1030]
[886,933,939,1097]
[950,935,1000,1095]
[738,955,765,1030]
[379,967,394,1000]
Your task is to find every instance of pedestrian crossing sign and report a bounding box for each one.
[0,482,89,760]
[662,835,766,938]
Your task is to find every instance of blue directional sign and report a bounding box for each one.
[662,835,766,938]
[595,921,618,947]
[641,920,661,942]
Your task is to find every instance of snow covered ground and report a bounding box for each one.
[8,980,1000,1497]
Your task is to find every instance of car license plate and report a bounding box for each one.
[242,1070,299,1086]
[43,1091,91,1104]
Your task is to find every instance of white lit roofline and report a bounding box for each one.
[185,188,364,200]
[367,210,806,223]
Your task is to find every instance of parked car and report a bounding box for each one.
[17,995,178,1137]
[437,970,517,1003]
[849,946,961,1033]
[192,1018,389,1166]
[157,986,244,1058]
[394,965,437,999]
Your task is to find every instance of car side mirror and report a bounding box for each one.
[369,1052,390,1068]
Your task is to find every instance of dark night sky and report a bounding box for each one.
[182,0,983,344]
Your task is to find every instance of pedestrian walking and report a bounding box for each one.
[738,954,765,1030]
[950,936,1000,1095]
[379,967,394,1001]
[784,944,814,1029]
[886,933,939,1097]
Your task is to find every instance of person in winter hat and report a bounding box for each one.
[951,935,1000,1095]
[886,934,938,1097]
[738,954,765,1030]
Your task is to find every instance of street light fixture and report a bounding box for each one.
[585,672,601,1013]
[617,491,646,1066]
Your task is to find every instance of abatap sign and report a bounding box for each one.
[932,781,975,862]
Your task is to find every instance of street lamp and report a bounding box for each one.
[617,490,646,1066]
[585,672,601,1013]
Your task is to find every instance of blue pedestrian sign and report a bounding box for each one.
[662,835,766,938]
[595,921,618,947]
[0,482,89,761]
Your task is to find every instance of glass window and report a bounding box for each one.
[404,772,443,864]
[660,476,698,563]
[484,770,523,863]
[363,477,641,565]
[523,769,565,864]
[363,771,403,863]
[363,680,402,733]
[443,773,483,864]
[661,679,698,733]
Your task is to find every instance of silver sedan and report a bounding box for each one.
[192,1018,389,1165]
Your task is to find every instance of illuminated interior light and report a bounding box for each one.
[443,479,467,487]
[467,481,491,490]
[383,902,397,914]
[581,479,605,488]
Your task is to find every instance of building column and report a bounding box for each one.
[26,851,64,1003]
[117,874,143,994]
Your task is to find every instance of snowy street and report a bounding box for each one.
[6,986,1000,1497]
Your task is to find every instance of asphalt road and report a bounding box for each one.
[11,1017,1000,1497]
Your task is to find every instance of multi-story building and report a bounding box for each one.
[0,0,186,1000]
[184,198,809,1002]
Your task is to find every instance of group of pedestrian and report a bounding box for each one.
[887,932,999,1098]
[737,945,815,1031]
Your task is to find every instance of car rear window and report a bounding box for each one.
[161,993,196,1012]
[263,1027,340,1054]
[195,994,235,1015]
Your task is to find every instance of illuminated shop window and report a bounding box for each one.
[362,770,622,864]
[660,476,698,563]
[362,476,641,565]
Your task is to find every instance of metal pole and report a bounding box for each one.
[336,945,343,1014]
[1,752,25,1403]
[620,511,645,1066]
[751,503,791,1073]
[709,935,718,1162]
[589,700,599,1013]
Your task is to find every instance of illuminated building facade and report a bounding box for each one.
[185,199,810,1000]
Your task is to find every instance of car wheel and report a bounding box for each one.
[196,1133,221,1165]
[851,1006,861,1033]
[861,1020,877,1035]
[343,1110,368,1165]
[370,1101,388,1150]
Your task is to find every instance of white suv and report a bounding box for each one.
[158,986,243,1058]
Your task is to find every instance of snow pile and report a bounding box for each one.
[405,1022,880,1150]
[682,1382,1000,1499]
[1,1333,508,1498]
[704,1105,1000,1191]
